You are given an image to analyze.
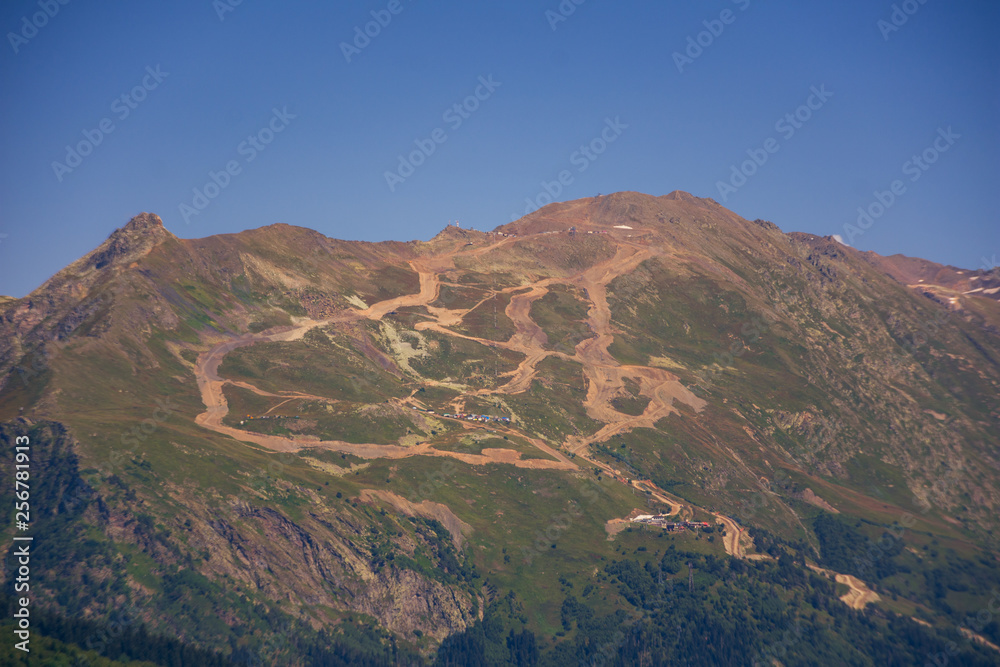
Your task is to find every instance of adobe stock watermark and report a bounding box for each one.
[840,126,959,245]
[229,448,298,517]
[54,394,179,522]
[884,305,950,380]
[408,437,478,502]
[178,106,297,224]
[673,0,752,73]
[691,313,769,397]
[588,560,676,667]
[735,345,844,517]
[11,345,48,391]
[340,0,411,63]
[7,0,71,54]
[930,587,1000,666]
[116,397,178,455]
[545,0,588,31]
[752,617,804,667]
[384,75,501,192]
[878,0,931,41]
[715,84,832,203]
[213,0,244,22]
[75,602,141,666]
[521,479,602,565]
[51,65,169,182]
[239,617,294,667]
[510,116,628,221]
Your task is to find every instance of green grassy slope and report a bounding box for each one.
[2,195,998,664]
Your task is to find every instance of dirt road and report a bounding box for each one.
[712,514,745,558]
[192,232,707,480]
[807,564,881,609]
[193,237,576,470]
[188,228,775,572]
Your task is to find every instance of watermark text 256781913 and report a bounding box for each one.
[12,434,33,653]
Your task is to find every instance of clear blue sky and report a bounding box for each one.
[1,0,997,297]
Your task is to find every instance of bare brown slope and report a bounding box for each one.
[0,214,423,398]
[859,252,987,292]
[793,233,1000,334]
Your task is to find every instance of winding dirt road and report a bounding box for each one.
[187,228,763,568]
[193,233,721,489]
[713,514,745,558]
[194,238,577,470]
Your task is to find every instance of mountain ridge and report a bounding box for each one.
[5,191,994,309]
[2,190,999,664]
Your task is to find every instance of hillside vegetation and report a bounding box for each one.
[2,193,998,665]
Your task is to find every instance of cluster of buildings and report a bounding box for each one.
[240,414,300,425]
[442,412,511,424]
[408,406,510,424]
[631,514,712,532]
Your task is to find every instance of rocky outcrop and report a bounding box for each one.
[0,213,177,389]
[89,212,172,271]
[798,488,838,513]
[190,499,477,640]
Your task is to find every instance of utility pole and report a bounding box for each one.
[688,562,693,593]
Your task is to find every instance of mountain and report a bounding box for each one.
[2,192,999,665]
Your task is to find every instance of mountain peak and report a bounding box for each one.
[91,212,173,270]
[17,212,175,302]
[662,190,699,201]
[430,224,486,242]
[121,211,166,233]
